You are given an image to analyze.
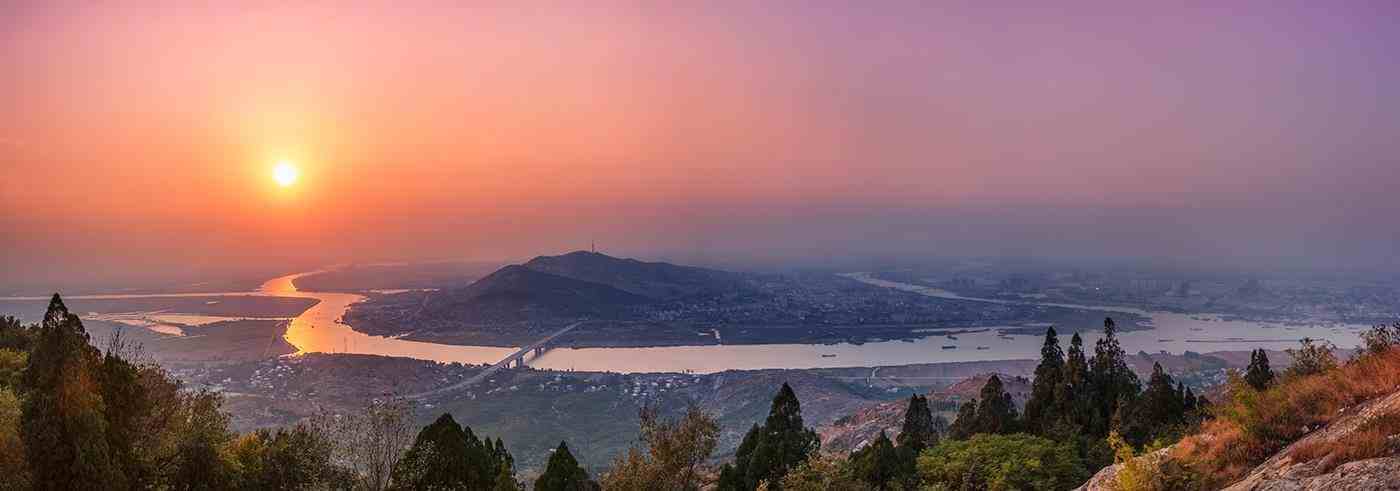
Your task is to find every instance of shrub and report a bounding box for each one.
[916,433,1087,491]
[1359,322,1400,357]
[1283,338,1338,379]
[1291,412,1400,473]
[1173,347,1400,485]
[601,405,718,491]
[778,454,871,491]
[1108,432,1206,491]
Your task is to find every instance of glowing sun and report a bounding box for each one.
[272,161,300,187]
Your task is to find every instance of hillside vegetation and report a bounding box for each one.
[1081,323,1400,490]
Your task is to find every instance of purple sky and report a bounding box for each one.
[1,2,1398,287]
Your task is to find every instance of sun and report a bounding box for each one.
[272,160,300,187]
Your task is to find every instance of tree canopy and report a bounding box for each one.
[1244,349,1275,391]
[717,382,820,490]
[1023,327,1065,433]
[918,433,1089,491]
[535,441,596,491]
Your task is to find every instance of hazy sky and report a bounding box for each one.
[3,2,1398,287]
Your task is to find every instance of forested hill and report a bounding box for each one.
[420,264,651,324]
[409,251,759,325]
[520,251,751,301]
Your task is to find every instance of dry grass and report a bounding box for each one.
[1290,412,1400,473]
[1171,347,1400,486]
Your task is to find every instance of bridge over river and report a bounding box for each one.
[407,321,585,399]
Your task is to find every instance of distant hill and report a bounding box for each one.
[521,251,750,301]
[341,250,1149,347]
[421,264,650,324]
[414,251,754,327]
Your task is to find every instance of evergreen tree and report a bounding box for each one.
[896,394,938,451]
[535,441,596,491]
[21,294,125,490]
[1089,318,1139,435]
[1056,332,1090,429]
[849,431,900,489]
[948,400,978,440]
[895,394,938,487]
[718,383,819,490]
[0,315,34,352]
[1182,386,1197,414]
[229,425,343,490]
[1244,348,1275,391]
[493,437,514,481]
[1116,363,1185,445]
[973,375,1019,435]
[391,413,497,490]
[717,425,760,490]
[1024,327,1065,434]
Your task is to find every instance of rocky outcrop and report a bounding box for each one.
[1076,389,1400,490]
[1074,447,1172,491]
[1227,457,1400,491]
[1223,389,1400,490]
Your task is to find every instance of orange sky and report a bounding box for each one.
[3,2,1398,288]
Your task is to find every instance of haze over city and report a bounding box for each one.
[4,2,1398,291]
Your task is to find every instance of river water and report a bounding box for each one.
[3,271,1371,373]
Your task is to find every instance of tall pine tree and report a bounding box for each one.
[1055,332,1090,429]
[1244,349,1275,391]
[21,294,125,490]
[896,394,938,451]
[948,400,978,440]
[950,375,1019,439]
[1023,327,1065,434]
[850,431,900,490]
[1089,318,1139,436]
[717,383,819,490]
[895,394,939,487]
[973,375,1019,435]
[391,413,512,490]
[1115,363,1185,445]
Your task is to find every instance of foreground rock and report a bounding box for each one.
[1076,389,1400,490]
[1223,389,1400,491]
[1075,447,1172,491]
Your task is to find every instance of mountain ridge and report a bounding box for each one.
[421,264,650,324]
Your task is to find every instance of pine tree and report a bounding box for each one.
[973,375,1019,435]
[948,400,978,440]
[21,294,125,490]
[895,394,938,487]
[1089,318,1139,436]
[1244,349,1275,391]
[486,437,516,490]
[391,413,497,489]
[1056,332,1090,429]
[1024,327,1065,434]
[896,394,937,451]
[1116,363,1184,445]
[535,441,596,491]
[850,431,900,489]
[718,383,819,490]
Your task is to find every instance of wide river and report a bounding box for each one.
[6,271,1372,373]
